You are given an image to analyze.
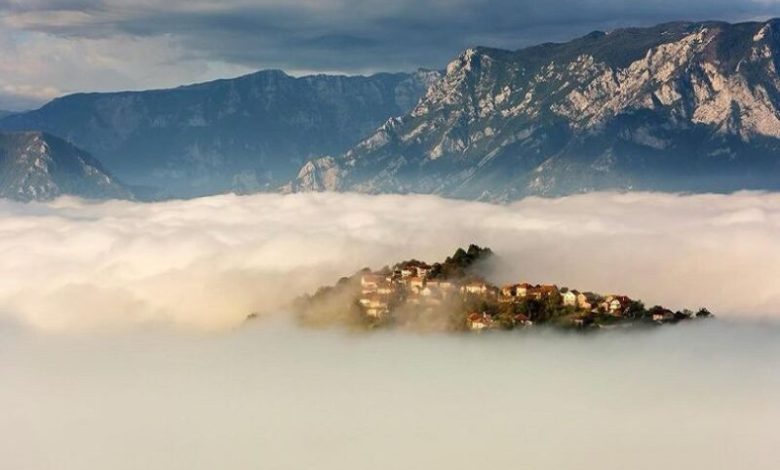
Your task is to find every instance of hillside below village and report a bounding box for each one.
[292,245,713,332]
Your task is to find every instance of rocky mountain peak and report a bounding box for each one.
[0,131,132,202]
[291,19,780,201]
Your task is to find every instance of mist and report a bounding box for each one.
[1,191,779,468]
[1,319,778,469]
[1,191,779,331]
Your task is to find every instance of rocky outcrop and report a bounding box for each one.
[0,131,132,202]
[292,20,780,201]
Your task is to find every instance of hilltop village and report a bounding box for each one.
[294,245,712,332]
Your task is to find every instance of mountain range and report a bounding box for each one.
[3,19,780,202]
[0,69,439,199]
[292,20,780,200]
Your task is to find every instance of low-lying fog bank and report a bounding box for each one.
[0,319,777,470]
[1,191,779,331]
[1,192,777,469]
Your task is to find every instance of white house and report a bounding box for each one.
[501,285,516,298]
[652,309,675,322]
[400,268,416,278]
[562,290,579,307]
[461,281,489,295]
[577,292,599,310]
[467,312,494,331]
[515,283,534,298]
[608,296,631,316]
[360,295,389,318]
[416,266,432,279]
[360,274,382,290]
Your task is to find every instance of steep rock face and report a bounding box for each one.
[295,20,780,201]
[0,69,440,198]
[0,131,132,202]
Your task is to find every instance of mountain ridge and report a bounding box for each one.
[0,131,132,202]
[291,19,780,201]
[0,68,441,199]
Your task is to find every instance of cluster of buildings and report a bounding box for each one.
[357,260,668,330]
[358,262,458,318]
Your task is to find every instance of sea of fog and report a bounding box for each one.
[1,319,778,469]
[0,191,778,469]
[1,191,780,330]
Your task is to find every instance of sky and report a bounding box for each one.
[2,0,780,109]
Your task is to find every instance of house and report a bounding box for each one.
[438,281,455,293]
[606,296,632,316]
[461,281,489,295]
[416,265,432,279]
[360,295,389,318]
[562,289,579,307]
[360,274,382,290]
[467,312,494,331]
[651,308,675,322]
[515,283,534,298]
[577,292,600,310]
[501,284,516,298]
[427,280,455,297]
[525,284,558,300]
[420,286,433,297]
[400,268,415,278]
[537,284,559,298]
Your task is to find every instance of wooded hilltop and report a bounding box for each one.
[293,245,713,332]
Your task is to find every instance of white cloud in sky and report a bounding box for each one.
[0,191,779,332]
[0,28,252,109]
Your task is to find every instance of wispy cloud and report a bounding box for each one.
[3,0,780,107]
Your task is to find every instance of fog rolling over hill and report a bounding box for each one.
[0,70,440,199]
[0,131,131,202]
[293,20,780,201]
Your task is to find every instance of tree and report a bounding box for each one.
[696,308,712,318]
[496,303,516,330]
[624,300,646,320]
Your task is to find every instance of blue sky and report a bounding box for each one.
[1,0,780,109]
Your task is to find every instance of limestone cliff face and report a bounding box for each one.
[295,20,780,201]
